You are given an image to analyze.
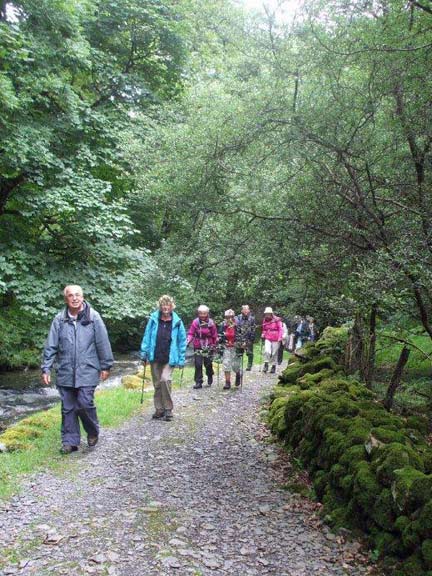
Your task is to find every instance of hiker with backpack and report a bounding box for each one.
[218,309,242,389]
[187,305,218,389]
[236,304,256,371]
[295,316,311,349]
[261,307,283,374]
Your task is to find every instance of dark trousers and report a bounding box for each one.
[194,353,214,385]
[245,342,254,368]
[57,386,99,446]
[277,344,284,365]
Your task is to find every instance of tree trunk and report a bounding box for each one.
[0,1,7,21]
[346,312,364,374]
[383,346,410,411]
[364,304,378,389]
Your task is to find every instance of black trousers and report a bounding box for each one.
[194,352,214,385]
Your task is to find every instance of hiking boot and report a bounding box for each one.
[235,373,241,387]
[87,435,98,447]
[60,445,78,454]
[152,411,165,420]
[223,382,231,390]
[193,383,203,389]
[206,376,213,387]
[270,365,276,374]
[246,366,252,371]
[164,409,173,421]
[263,363,269,373]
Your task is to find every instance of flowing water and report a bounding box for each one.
[0,353,140,430]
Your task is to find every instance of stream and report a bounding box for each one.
[0,353,140,431]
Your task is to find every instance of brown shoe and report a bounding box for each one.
[152,411,165,420]
[60,445,78,454]
[87,435,98,447]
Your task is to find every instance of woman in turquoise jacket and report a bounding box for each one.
[140,295,186,421]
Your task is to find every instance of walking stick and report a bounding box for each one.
[180,366,184,388]
[140,361,147,404]
[259,339,264,372]
[240,349,244,392]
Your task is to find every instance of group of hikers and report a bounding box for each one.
[41,286,318,454]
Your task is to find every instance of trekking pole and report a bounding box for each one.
[215,341,221,388]
[240,350,244,392]
[180,366,184,388]
[260,340,264,372]
[140,361,147,404]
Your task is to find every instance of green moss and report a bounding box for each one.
[395,515,410,534]
[370,426,409,446]
[393,467,432,513]
[279,363,305,385]
[313,470,329,499]
[270,385,296,399]
[422,540,432,569]
[406,416,430,437]
[297,368,336,389]
[399,553,425,576]
[374,443,425,486]
[268,396,290,437]
[374,531,401,556]
[0,424,45,451]
[268,324,432,575]
[339,445,369,473]
[371,488,396,531]
[418,502,432,539]
[402,520,423,551]
[352,461,380,511]
[279,356,340,386]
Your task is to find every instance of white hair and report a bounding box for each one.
[63,285,83,297]
[197,305,209,313]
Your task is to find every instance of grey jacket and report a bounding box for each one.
[41,302,114,388]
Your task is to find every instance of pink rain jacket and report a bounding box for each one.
[262,316,283,342]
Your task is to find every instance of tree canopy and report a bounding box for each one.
[1,0,432,366]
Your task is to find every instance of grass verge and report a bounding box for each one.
[0,386,154,500]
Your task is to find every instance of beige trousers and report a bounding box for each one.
[150,363,174,412]
[264,340,280,365]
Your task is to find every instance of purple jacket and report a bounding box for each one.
[187,317,218,349]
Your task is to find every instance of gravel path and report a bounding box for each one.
[0,369,370,576]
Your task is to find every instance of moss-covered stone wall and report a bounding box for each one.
[268,327,432,576]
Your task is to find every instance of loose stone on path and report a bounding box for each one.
[0,368,369,575]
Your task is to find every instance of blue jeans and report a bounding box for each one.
[57,386,99,446]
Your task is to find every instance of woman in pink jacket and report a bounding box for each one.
[261,307,283,374]
[187,305,218,389]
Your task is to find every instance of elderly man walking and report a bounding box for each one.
[236,304,256,371]
[41,285,114,454]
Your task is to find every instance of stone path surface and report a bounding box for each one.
[0,370,370,576]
